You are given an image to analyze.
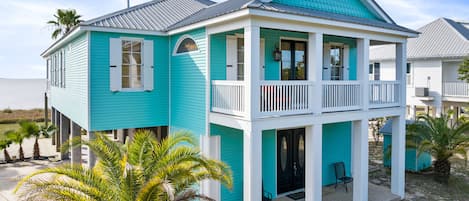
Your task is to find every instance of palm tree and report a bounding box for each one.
[407,113,469,182]
[5,121,39,161]
[47,9,83,39]
[0,135,13,162]
[15,130,233,200]
[32,124,55,159]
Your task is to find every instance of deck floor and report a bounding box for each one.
[274,183,401,201]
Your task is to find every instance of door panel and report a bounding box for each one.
[226,36,237,80]
[281,40,307,80]
[277,128,306,194]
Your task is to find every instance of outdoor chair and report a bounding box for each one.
[263,181,272,201]
[333,162,353,192]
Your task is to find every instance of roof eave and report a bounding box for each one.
[41,26,84,57]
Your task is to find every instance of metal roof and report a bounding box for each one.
[81,0,215,31]
[168,0,417,34]
[370,18,469,61]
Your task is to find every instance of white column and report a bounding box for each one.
[396,42,407,107]
[243,124,262,201]
[305,124,322,201]
[357,38,370,111]
[87,131,97,168]
[244,24,261,120]
[60,114,70,160]
[51,108,56,145]
[391,115,406,198]
[70,122,81,165]
[434,106,442,117]
[308,33,323,114]
[409,105,416,120]
[352,119,368,201]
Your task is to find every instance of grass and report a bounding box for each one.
[0,123,20,134]
[0,109,49,124]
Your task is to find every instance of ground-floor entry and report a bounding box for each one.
[277,128,305,194]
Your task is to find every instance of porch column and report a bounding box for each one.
[357,38,370,111]
[352,119,368,201]
[391,115,406,198]
[305,124,322,201]
[308,32,323,114]
[434,106,442,117]
[51,107,56,145]
[243,124,262,201]
[409,105,416,120]
[55,110,61,152]
[117,129,125,144]
[87,131,97,168]
[70,122,81,165]
[396,42,407,107]
[60,114,70,160]
[244,24,261,120]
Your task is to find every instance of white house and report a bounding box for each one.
[370,18,469,119]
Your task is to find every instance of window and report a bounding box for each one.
[237,38,244,80]
[121,40,143,89]
[109,38,154,92]
[406,63,412,85]
[373,62,380,81]
[281,40,307,80]
[174,36,199,54]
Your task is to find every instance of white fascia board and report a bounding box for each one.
[250,9,418,39]
[362,0,394,24]
[167,9,251,35]
[41,27,84,57]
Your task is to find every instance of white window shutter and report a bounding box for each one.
[143,40,154,91]
[226,36,237,80]
[110,38,122,92]
[343,45,350,80]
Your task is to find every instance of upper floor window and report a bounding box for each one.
[174,35,198,55]
[406,63,412,86]
[109,37,154,92]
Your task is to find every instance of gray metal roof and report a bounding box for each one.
[81,0,215,31]
[169,0,417,34]
[370,18,469,61]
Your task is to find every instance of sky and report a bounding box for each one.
[0,0,468,79]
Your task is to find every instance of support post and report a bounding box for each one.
[51,108,56,145]
[357,38,370,111]
[244,24,261,120]
[391,115,406,198]
[305,124,322,201]
[60,114,70,160]
[117,129,125,144]
[308,33,323,114]
[409,105,416,120]
[70,122,81,165]
[55,111,61,152]
[396,42,407,107]
[87,131,97,168]
[243,124,262,201]
[352,119,369,201]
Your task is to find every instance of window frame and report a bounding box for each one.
[120,37,145,92]
[173,35,200,56]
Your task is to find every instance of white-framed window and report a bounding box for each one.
[173,35,199,55]
[406,63,412,86]
[369,62,380,80]
[110,37,154,92]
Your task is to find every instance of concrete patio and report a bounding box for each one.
[274,183,401,201]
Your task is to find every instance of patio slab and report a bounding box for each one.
[274,183,401,201]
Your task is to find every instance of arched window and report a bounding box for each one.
[174,35,199,55]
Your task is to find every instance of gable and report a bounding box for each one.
[272,0,382,21]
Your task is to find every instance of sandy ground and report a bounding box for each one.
[0,138,57,161]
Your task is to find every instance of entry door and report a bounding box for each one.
[323,43,349,80]
[226,36,265,80]
[277,128,306,194]
[281,40,307,80]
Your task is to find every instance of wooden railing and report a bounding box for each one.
[322,81,361,112]
[443,82,469,97]
[369,81,400,108]
[211,81,245,116]
[260,81,313,116]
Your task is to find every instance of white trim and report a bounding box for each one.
[361,0,394,24]
[42,27,84,57]
[172,34,201,56]
[81,26,166,36]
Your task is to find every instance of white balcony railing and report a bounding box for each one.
[211,80,245,116]
[443,82,469,97]
[322,81,361,112]
[369,81,400,108]
[260,81,313,116]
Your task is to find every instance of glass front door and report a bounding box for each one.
[281,40,307,80]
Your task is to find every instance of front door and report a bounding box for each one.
[277,128,306,194]
[226,36,265,80]
[323,43,350,80]
[281,40,307,80]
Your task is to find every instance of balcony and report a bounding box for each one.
[211,80,402,118]
[443,82,469,97]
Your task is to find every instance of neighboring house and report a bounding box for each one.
[370,18,469,119]
[42,0,417,200]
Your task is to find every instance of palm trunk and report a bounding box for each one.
[19,144,25,161]
[4,149,12,162]
[34,137,40,159]
[434,159,451,183]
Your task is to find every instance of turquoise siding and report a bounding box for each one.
[89,31,169,131]
[322,122,352,186]
[170,28,207,136]
[262,129,276,197]
[210,124,243,201]
[50,33,89,129]
[210,29,243,80]
[324,35,357,80]
[272,0,382,21]
[383,135,432,172]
